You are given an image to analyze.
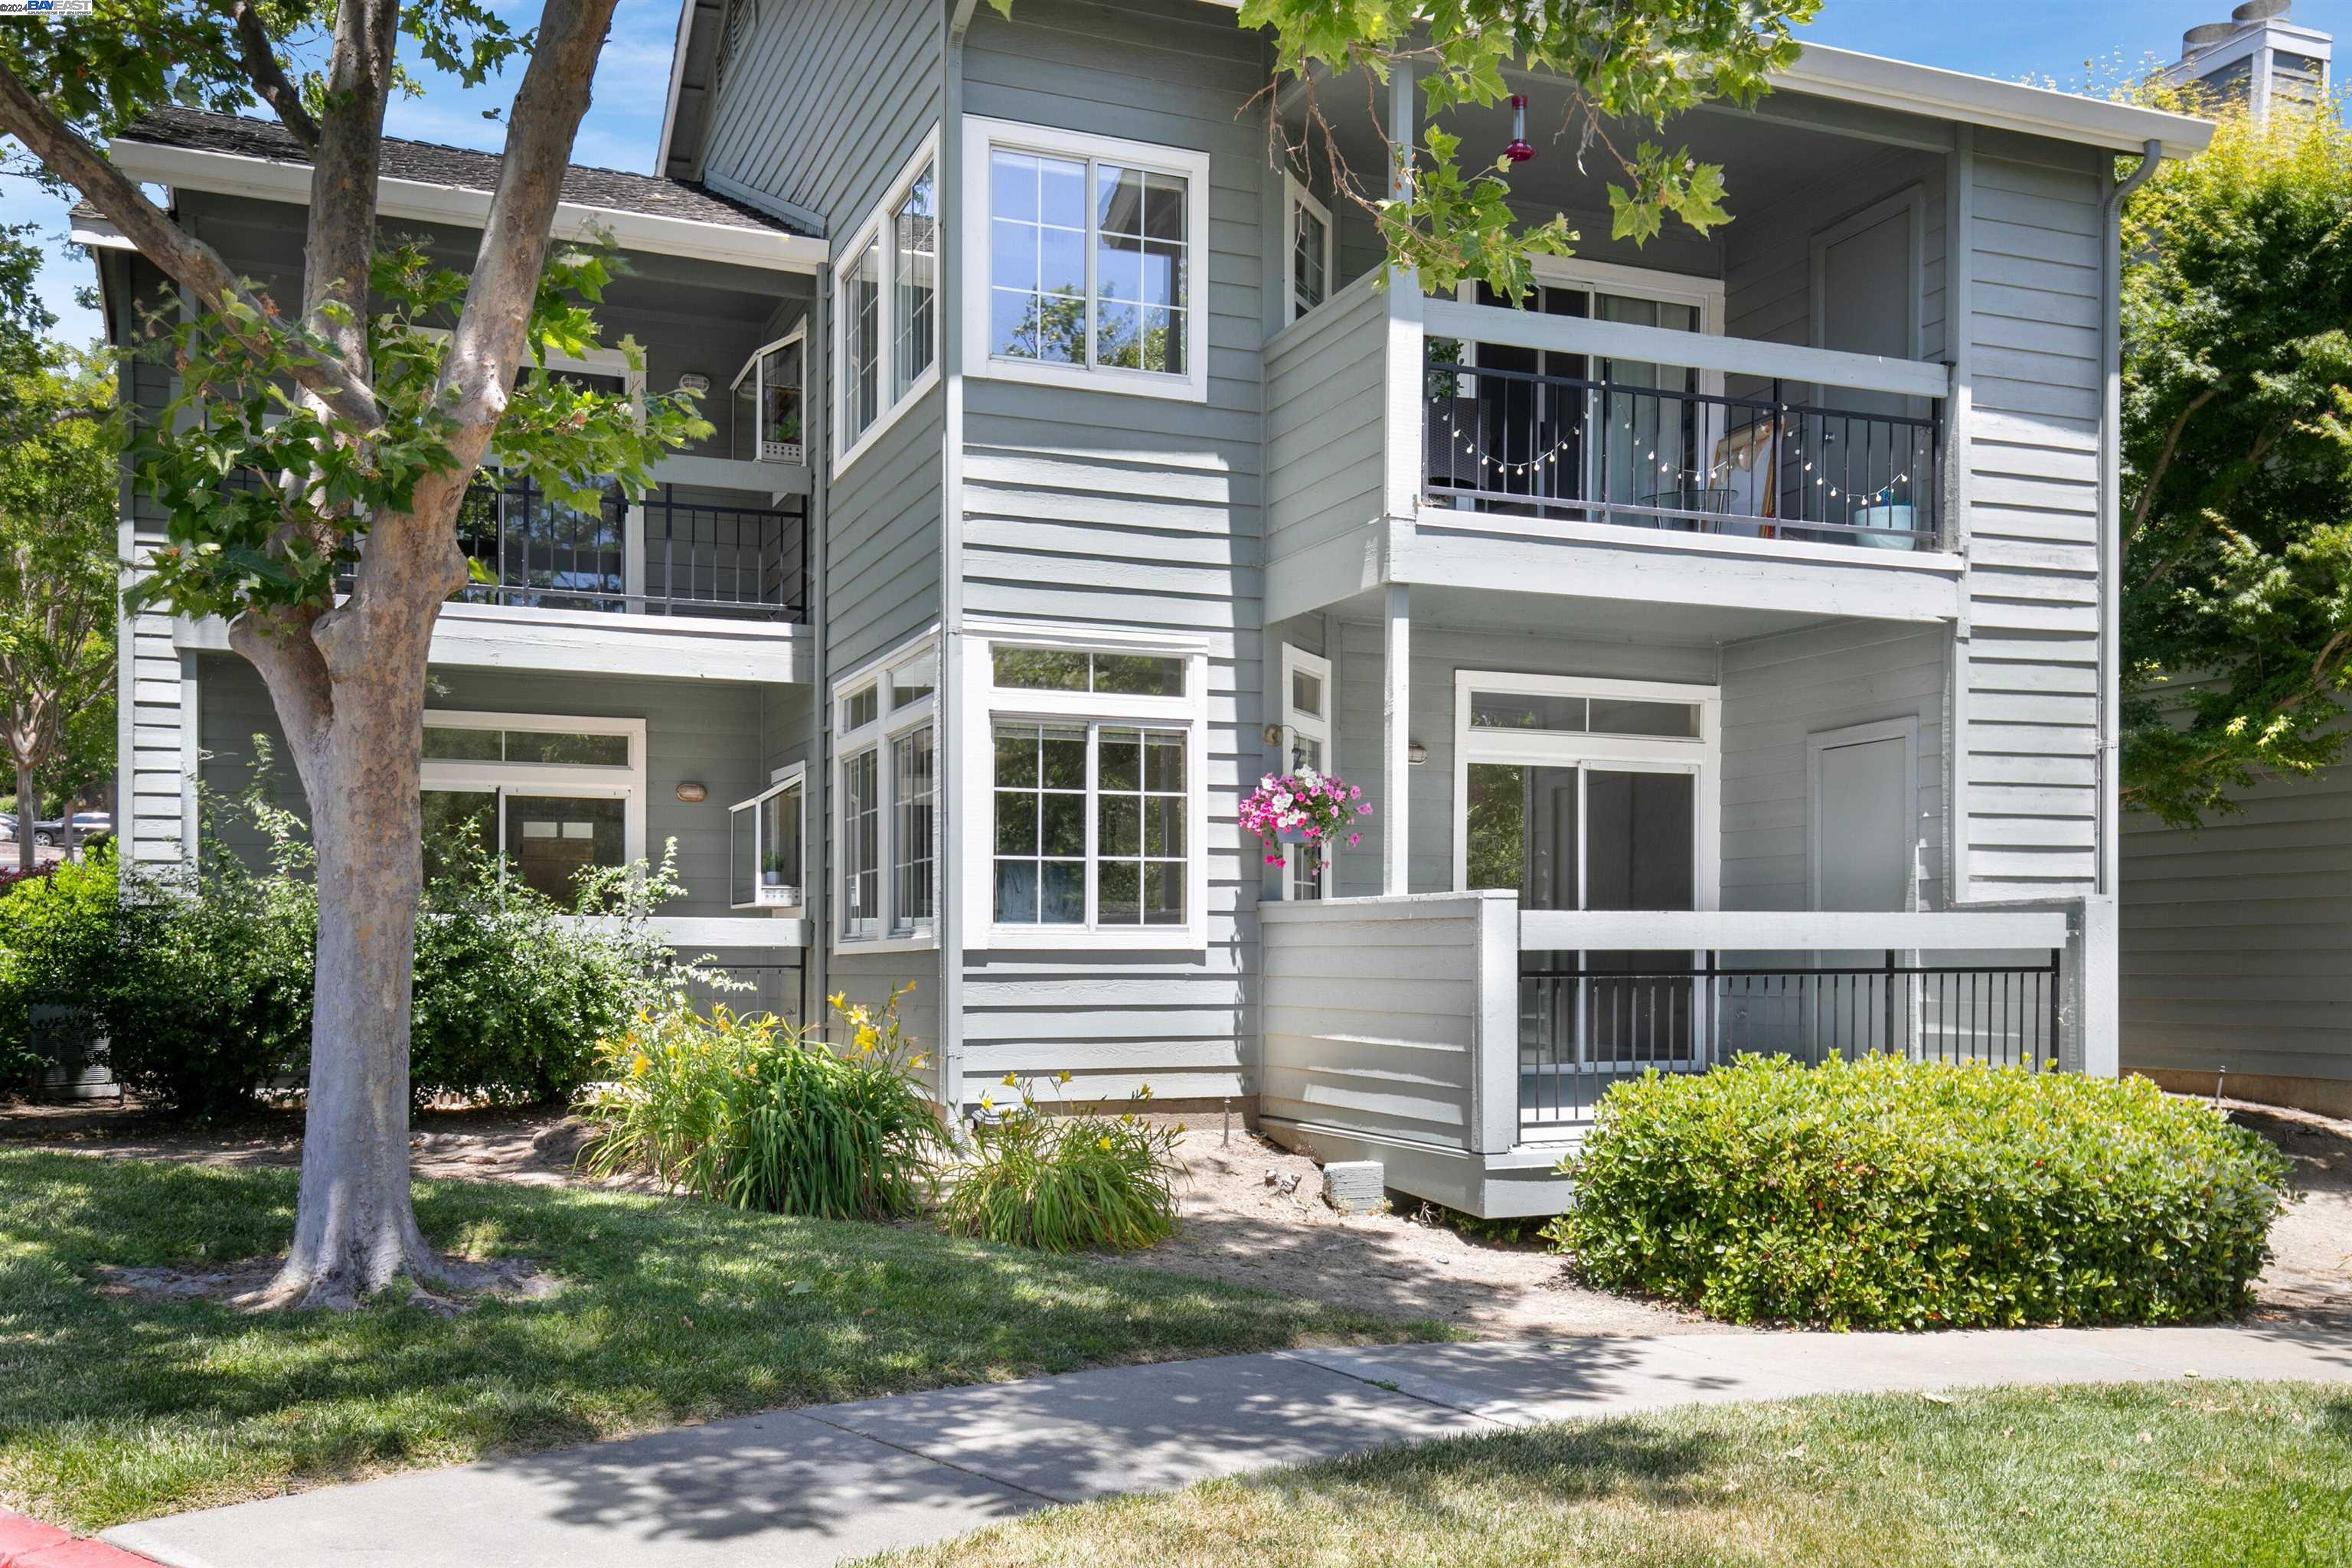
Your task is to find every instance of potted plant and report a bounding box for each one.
[1240,766,1371,882]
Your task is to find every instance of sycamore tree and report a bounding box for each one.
[2120,95,2352,828]
[0,340,118,874]
[0,1,704,1306]
[1230,0,1821,299]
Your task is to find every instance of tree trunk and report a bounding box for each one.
[11,756,31,874]
[255,549,453,1308]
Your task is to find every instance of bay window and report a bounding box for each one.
[730,764,805,910]
[835,132,942,473]
[419,712,646,912]
[834,632,939,952]
[730,325,805,465]
[965,634,1207,949]
[962,116,1210,403]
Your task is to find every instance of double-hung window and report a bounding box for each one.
[835,132,941,473]
[962,116,1210,403]
[964,635,1208,949]
[419,712,647,913]
[1280,645,1333,899]
[835,632,939,951]
[1283,173,1332,322]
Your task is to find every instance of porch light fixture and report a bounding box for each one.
[676,372,712,394]
[1502,95,1534,165]
[675,781,709,804]
[1408,741,1429,766]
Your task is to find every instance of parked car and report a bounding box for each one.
[0,811,109,848]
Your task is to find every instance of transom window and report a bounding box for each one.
[966,634,1207,948]
[834,632,939,951]
[963,116,1210,403]
[835,132,941,473]
[419,711,645,913]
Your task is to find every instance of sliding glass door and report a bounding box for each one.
[1456,676,1718,1127]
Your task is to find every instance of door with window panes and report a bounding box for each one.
[1280,645,1334,899]
[1457,681,1714,1125]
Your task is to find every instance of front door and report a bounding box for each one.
[1809,720,1919,1059]
[1456,676,1719,1126]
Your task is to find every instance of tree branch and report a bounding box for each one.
[0,63,382,432]
[220,0,320,150]
[227,606,333,802]
[2123,384,2218,554]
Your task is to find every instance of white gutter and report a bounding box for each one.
[1188,2,2213,161]
[1774,44,2213,161]
[106,137,828,274]
[2098,139,2165,899]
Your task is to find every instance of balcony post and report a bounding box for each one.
[622,494,647,612]
[1381,582,1410,895]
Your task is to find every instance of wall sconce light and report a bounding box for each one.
[1407,742,1429,766]
[676,372,711,394]
[675,781,709,804]
[1262,722,1284,746]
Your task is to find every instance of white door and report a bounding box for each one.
[1814,735,1911,913]
[1808,723,1918,1060]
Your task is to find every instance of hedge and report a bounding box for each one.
[1546,1054,2293,1331]
[2,769,693,1113]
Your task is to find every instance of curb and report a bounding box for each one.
[0,1511,155,1567]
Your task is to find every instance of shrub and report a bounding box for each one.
[1546,1055,2294,1331]
[580,985,946,1220]
[0,846,118,1083]
[5,744,692,1114]
[942,1076,1184,1253]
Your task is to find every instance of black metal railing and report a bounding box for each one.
[1517,947,2061,1129]
[1425,351,1940,551]
[447,479,809,622]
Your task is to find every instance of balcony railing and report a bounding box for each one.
[451,479,808,622]
[1424,358,1941,551]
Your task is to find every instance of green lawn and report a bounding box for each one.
[867,1382,2352,1568]
[0,1149,1445,1531]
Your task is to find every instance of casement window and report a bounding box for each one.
[835,131,941,474]
[730,325,805,465]
[419,711,647,913]
[1279,644,1333,900]
[834,632,939,952]
[962,116,1211,403]
[962,633,1210,949]
[1283,173,1332,323]
[729,763,805,910]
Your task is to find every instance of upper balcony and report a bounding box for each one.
[1263,66,1978,629]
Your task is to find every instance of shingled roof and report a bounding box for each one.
[116,106,806,237]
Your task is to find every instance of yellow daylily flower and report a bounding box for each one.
[1001,1072,1020,1089]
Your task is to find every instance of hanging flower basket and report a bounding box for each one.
[1240,766,1373,871]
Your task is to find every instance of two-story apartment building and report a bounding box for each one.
[100,0,2210,1215]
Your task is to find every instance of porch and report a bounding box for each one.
[1259,895,2096,1218]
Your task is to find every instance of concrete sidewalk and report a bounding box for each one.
[106,1324,2352,1568]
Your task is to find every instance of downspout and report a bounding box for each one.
[2096,139,2163,900]
[937,0,975,1125]
[810,268,832,1029]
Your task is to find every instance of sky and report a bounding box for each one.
[2,0,2347,349]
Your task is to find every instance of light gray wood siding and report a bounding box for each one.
[1719,619,1949,913]
[950,0,1269,1104]
[1264,276,1388,568]
[2120,743,2352,1086]
[1260,891,1517,1152]
[1960,134,2108,900]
